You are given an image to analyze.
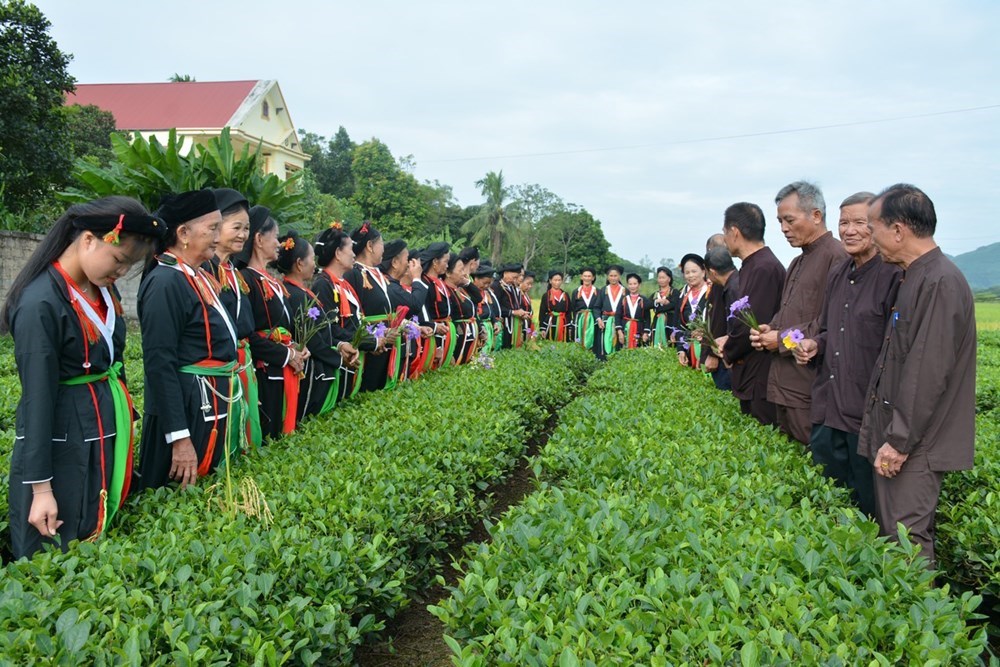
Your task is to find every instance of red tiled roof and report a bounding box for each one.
[66,80,260,130]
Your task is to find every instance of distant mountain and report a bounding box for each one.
[953,242,1000,290]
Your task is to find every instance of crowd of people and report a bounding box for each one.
[2,180,976,567]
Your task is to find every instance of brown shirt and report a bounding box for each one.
[767,231,848,408]
[858,248,976,470]
[810,255,902,432]
[722,246,786,401]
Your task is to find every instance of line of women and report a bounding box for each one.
[534,256,714,364]
[2,191,512,560]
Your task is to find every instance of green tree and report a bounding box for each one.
[0,0,75,213]
[64,103,119,166]
[350,138,426,239]
[462,170,520,266]
[59,127,305,222]
[298,125,355,198]
[507,183,565,269]
[168,73,195,82]
[297,168,363,240]
[537,207,611,276]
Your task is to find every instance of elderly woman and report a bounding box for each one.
[2,196,165,558]
[677,253,712,368]
[138,191,240,491]
[615,273,651,349]
[209,188,260,450]
[312,224,367,402]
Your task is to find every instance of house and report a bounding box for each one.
[66,79,309,179]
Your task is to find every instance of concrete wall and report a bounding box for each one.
[0,231,143,319]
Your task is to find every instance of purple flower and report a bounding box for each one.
[307,306,321,321]
[728,296,750,319]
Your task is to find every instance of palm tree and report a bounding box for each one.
[168,73,196,82]
[462,170,519,266]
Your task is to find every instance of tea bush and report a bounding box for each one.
[0,342,595,664]
[433,349,990,665]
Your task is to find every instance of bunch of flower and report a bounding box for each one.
[728,295,760,330]
[781,328,804,350]
[292,299,332,352]
[474,349,495,370]
[403,316,422,341]
[682,306,721,356]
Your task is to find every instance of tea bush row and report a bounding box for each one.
[432,350,989,665]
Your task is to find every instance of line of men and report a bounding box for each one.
[702,181,975,568]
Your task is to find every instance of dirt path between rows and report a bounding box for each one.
[352,414,557,667]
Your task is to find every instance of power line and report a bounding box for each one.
[422,103,1000,164]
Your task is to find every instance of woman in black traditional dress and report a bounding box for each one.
[312,224,366,402]
[538,270,570,342]
[615,273,651,349]
[2,197,164,559]
[596,264,626,359]
[345,222,397,392]
[444,255,479,364]
[138,191,241,491]
[571,267,601,357]
[650,266,680,349]
[415,242,453,371]
[677,253,712,368]
[208,188,261,451]
[237,206,308,439]
[381,240,432,383]
[274,230,349,419]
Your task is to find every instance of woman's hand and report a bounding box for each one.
[678,351,689,366]
[288,348,305,373]
[597,318,606,330]
[420,326,434,339]
[617,330,625,345]
[170,438,199,489]
[435,323,448,335]
[28,485,62,538]
[338,342,360,368]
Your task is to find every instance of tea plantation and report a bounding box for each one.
[0,329,996,664]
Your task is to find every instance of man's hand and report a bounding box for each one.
[750,324,779,351]
[794,338,819,365]
[874,442,909,478]
[703,355,719,372]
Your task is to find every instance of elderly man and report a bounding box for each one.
[858,184,976,567]
[721,202,786,425]
[793,193,902,517]
[703,246,738,391]
[751,181,847,445]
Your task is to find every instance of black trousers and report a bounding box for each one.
[810,424,876,518]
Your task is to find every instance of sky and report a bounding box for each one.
[36,1,1000,267]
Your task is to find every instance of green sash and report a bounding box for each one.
[179,359,245,463]
[511,317,523,348]
[317,369,340,415]
[576,311,595,350]
[61,361,132,529]
[653,314,670,349]
[602,317,617,357]
[237,340,262,450]
[481,320,495,353]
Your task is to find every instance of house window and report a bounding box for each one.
[262,100,269,120]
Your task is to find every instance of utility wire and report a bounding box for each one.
[422,103,1000,164]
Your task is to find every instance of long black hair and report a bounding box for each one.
[1,196,152,334]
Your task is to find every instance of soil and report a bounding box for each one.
[352,412,558,667]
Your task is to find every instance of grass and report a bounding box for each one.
[977,302,1000,331]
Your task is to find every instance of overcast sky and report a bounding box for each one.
[38,1,1000,266]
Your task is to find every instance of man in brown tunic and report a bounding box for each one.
[858,184,976,567]
[751,181,847,445]
[793,192,902,517]
[721,202,785,426]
